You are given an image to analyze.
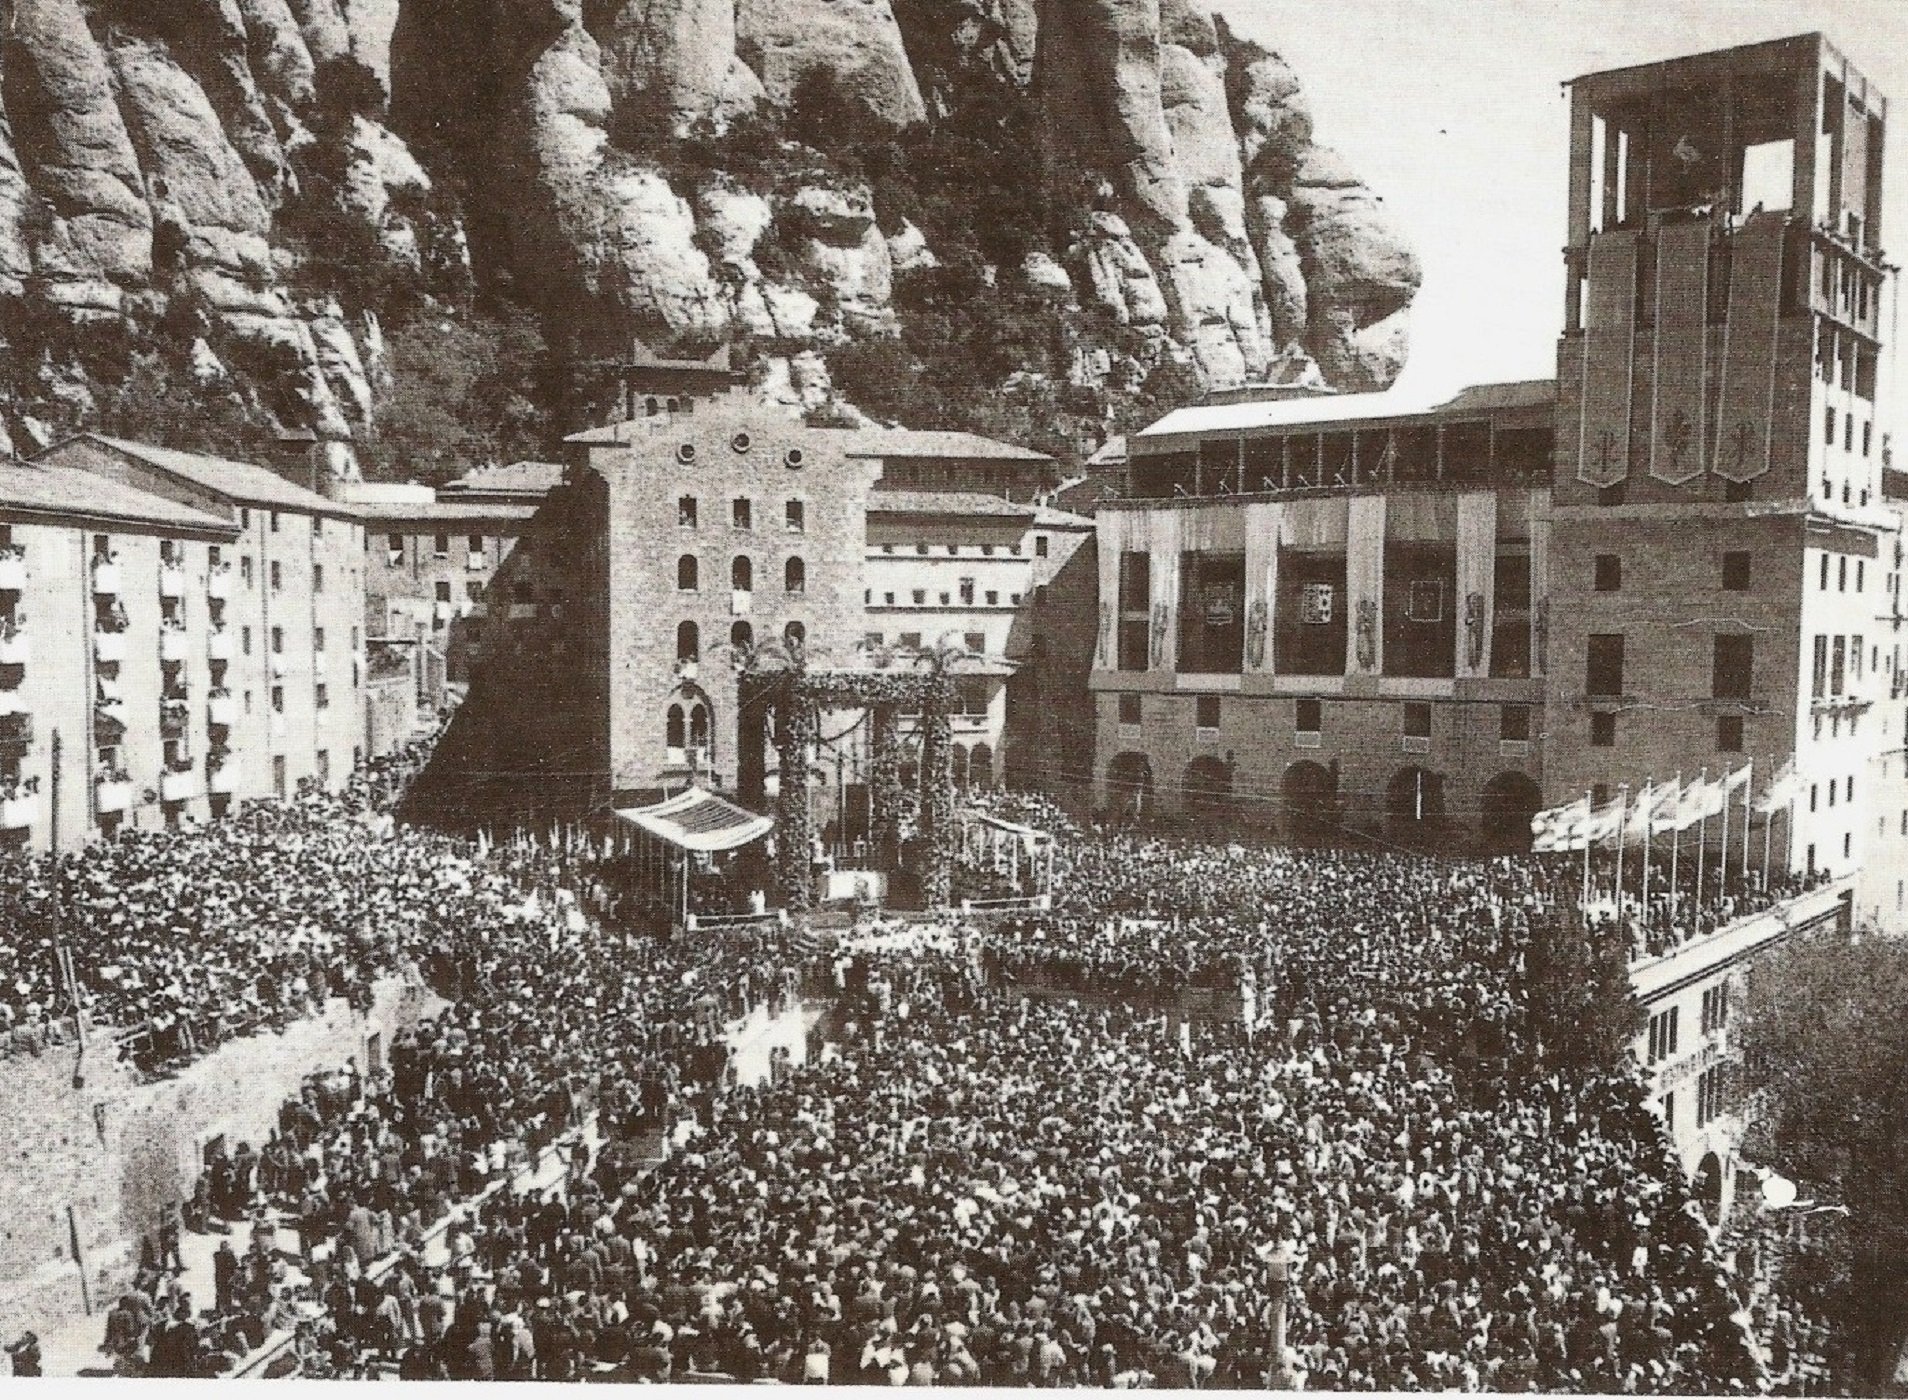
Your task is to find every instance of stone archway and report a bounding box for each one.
[1105,751,1155,817]
[1282,761,1335,833]
[1695,1151,1725,1227]
[1481,770,1543,850]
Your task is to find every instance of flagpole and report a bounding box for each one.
[1668,770,1682,929]
[1614,784,1630,923]
[1693,767,1709,935]
[1762,760,1775,892]
[1581,787,1593,910]
[1718,763,1732,905]
[1740,757,1754,890]
[1639,778,1653,928]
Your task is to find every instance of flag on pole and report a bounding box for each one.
[1673,774,1725,829]
[1627,781,1680,840]
[1718,761,1753,796]
[1532,795,1592,852]
[1588,794,1626,848]
[1754,758,1801,814]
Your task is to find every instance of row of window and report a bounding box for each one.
[675,619,803,662]
[1809,632,1868,699]
[679,497,805,533]
[864,631,988,656]
[676,556,804,593]
[1823,405,1876,458]
[97,535,333,595]
[1593,551,1751,593]
[870,584,1023,608]
[1585,634,1752,702]
[1113,695,1536,743]
[1588,712,1745,753]
[876,538,1048,558]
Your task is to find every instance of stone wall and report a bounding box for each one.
[0,976,441,1343]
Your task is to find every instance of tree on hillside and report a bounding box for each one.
[1737,927,1908,1386]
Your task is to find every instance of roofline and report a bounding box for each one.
[0,497,240,538]
[56,433,363,518]
[1562,31,1825,91]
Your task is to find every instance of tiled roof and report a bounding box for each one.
[866,491,1036,518]
[0,459,237,533]
[847,428,1051,463]
[76,435,344,513]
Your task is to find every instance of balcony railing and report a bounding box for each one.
[159,562,186,598]
[92,557,121,595]
[207,692,237,728]
[0,793,31,830]
[207,628,234,662]
[206,565,232,600]
[0,620,25,668]
[160,768,202,803]
[95,630,127,664]
[0,547,24,593]
[95,777,131,814]
[1,708,32,748]
[159,627,190,663]
[160,701,189,736]
[208,757,236,795]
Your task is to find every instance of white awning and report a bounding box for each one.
[616,786,773,853]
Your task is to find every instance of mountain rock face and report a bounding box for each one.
[0,0,1417,470]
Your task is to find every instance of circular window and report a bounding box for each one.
[676,443,697,464]
[731,432,753,454]
[784,447,805,470]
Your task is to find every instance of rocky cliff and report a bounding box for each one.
[0,0,1417,474]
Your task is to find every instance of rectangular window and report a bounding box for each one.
[1405,578,1444,622]
[1832,635,1847,695]
[785,500,804,533]
[1587,634,1624,696]
[313,627,326,653]
[899,631,922,651]
[1500,705,1530,742]
[1295,698,1322,733]
[1839,557,1848,592]
[1717,714,1744,752]
[240,557,253,586]
[269,561,282,591]
[1821,555,1830,590]
[468,534,483,555]
[1402,702,1432,739]
[1647,1006,1680,1063]
[270,685,284,713]
[1712,635,1753,700]
[733,498,752,530]
[1118,693,1142,726]
[270,511,281,533]
[679,496,698,528]
[1035,535,1049,558]
[1196,696,1221,730]
[959,578,976,605]
[1721,552,1751,590]
[1813,634,1829,697]
[270,626,283,654]
[241,626,252,656]
[1593,554,1621,591]
[388,531,403,556]
[963,632,985,654]
[313,563,324,593]
[1701,982,1730,1034]
[434,581,452,603]
[272,755,286,799]
[911,589,927,606]
[1825,406,1836,445]
[434,533,449,558]
[1117,552,1151,671]
[1591,711,1616,747]
[316,684,330,711]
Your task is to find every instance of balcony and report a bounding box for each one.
[95,630,127,664]
[0,792,31,830]
[160,768,202,803]
[312,650,328,677]
[269,653,287,678]
[93,699,126,735]
[0,547,24,592]
[208,757,236,795]
[91,558,121,595]
[0,625,25,668]
[95,777,131,814]
[0,708,30,748]
[269,711,288,738]
[159,701,189,738]
[159,628,190,663]
[207,692,237,728]
[207,628,234,662]
[206,566,232,600]
[159,562,186,598]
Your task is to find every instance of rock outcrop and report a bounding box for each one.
[0,0,1417,471]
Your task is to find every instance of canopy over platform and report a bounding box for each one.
[616,787,773,853]
[971,812,1051,846]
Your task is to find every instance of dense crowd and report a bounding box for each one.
[0,764,1834,1389]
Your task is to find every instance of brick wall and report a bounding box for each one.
[0,977,440,1343]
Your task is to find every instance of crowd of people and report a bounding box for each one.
[0,759,1840,1389]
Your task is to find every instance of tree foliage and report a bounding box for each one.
[1738,928,1908,1383]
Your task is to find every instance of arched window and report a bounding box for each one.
[784,620,806,651]
[676,620,699,663]
[645,397,661,417]
[731,555,753,592]
[784,556,806,594]
[677,554,698,591]
[666,705,685,749]
[688,704,710,748]
[731,620,753,650]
